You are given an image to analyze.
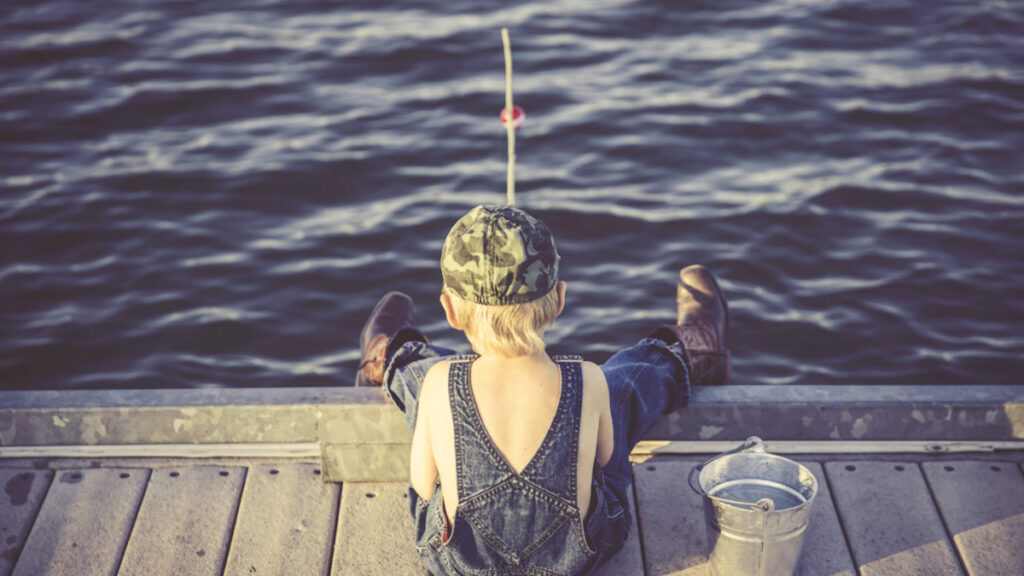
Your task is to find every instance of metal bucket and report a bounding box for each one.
[688,437,817,576]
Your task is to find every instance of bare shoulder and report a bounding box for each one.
[420,360,452,406]
[580,361,609,402]
[581,360,605,380]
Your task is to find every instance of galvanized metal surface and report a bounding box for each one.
[693,439,816,576]
[634,459,856,576]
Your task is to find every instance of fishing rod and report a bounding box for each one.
[500,28,524,207]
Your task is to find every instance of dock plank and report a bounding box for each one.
[825,461,962,576]
[798,462,856,576]
[118,466,245,576]
[634,459,707,576]
[332,482,425,576]
[0,469,52,576]
[593,484,644,576]
[923,461,1024,576]
[224,464,339,576]
[13,468,146,576]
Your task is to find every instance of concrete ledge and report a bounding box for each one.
[3,385,1023,446]
[0,387,392,446]
[3,385,1023,481]
[650,385,1024,442]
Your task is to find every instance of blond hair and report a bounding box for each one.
[444,285,560,357]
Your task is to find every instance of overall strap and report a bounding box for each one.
[447,355,514,501]
[447,356,591,568]
[448,355,587,504]
[518,355,584,501]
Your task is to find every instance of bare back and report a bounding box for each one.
[410,354,613,522]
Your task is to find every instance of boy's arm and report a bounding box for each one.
[585,362,614,467]
[410,368,441,500]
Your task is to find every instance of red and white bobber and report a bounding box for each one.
[499,105,525,131]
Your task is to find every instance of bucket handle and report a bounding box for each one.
[687,436,775,512]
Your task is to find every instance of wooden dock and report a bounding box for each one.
[3,452,1023,575]
[3,384,1024,574]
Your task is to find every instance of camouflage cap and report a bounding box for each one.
[441,205,560,306]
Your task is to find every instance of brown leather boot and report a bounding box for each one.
[356,292,424,387]
[666,265,731,386]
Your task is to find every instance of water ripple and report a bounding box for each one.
[2,0,1022,388]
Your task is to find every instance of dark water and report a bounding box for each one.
[2,0,1023,390]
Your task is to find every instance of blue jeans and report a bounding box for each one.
[383,337,690,570]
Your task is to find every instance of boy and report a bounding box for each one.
[356,205,729,575]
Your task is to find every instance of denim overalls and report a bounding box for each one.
[384,335,689,576]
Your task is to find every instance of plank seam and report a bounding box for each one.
[111,468,151,576]
[115,469,151,575]
[629,466,648,576]
[918,462,969,576]
[324,480,342,576]
[222,465,252,576]
[821,462,863,576]
[219,467,249,576]
[7,469,55,576]
[327,482,343,576]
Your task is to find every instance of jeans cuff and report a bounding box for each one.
[381,339,428,414]
[385,327,429,363]
[647,325,679,345]
[640,335,692,409]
